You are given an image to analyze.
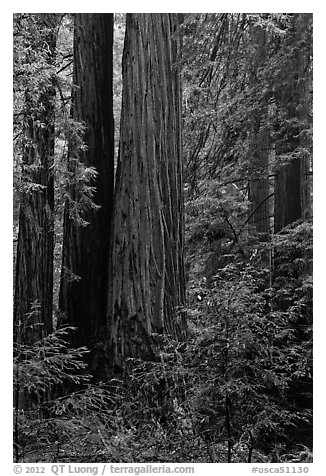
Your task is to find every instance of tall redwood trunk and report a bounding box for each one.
[14,15,58,345]
[247,24,271,239]
[59,14,115,348]
[274,160,301,232]
[248,124,271,236]
[107,14,186,371]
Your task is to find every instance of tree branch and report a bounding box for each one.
[56,60,73,75]
[242,192,274,231]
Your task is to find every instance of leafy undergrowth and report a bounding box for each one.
[14,221,312,463]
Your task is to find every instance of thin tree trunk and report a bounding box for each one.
[225,394,232,463]
[14,15,58,345]
[107,13,186,372]
[59,14,115,349]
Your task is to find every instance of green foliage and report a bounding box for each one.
[63,156,100,228]
[188,260,311,459]
[13,13,104,313]
[181,14,313,458]
[113,14,125,155]
[14,237,312,463]
[184,205,313,461]
[182,13,312,199]
[14,327,88,461]
[14,328,89,397]
[13,13,313,464]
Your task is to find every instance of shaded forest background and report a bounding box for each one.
[13,13,313,463]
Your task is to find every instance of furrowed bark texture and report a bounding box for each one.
[59,14,114,347]
[107,13,186,370]
[248,26,271,238]
[14,15,58,345]
[248,122,271,236]
[274,159,301,232]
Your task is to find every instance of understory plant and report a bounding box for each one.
[13,222,312,463]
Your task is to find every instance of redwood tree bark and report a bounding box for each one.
[14,15,59,345]
[107,14,186,371]
[59,14,115,348]
[247,24,271,239]
[248,122,271,237]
